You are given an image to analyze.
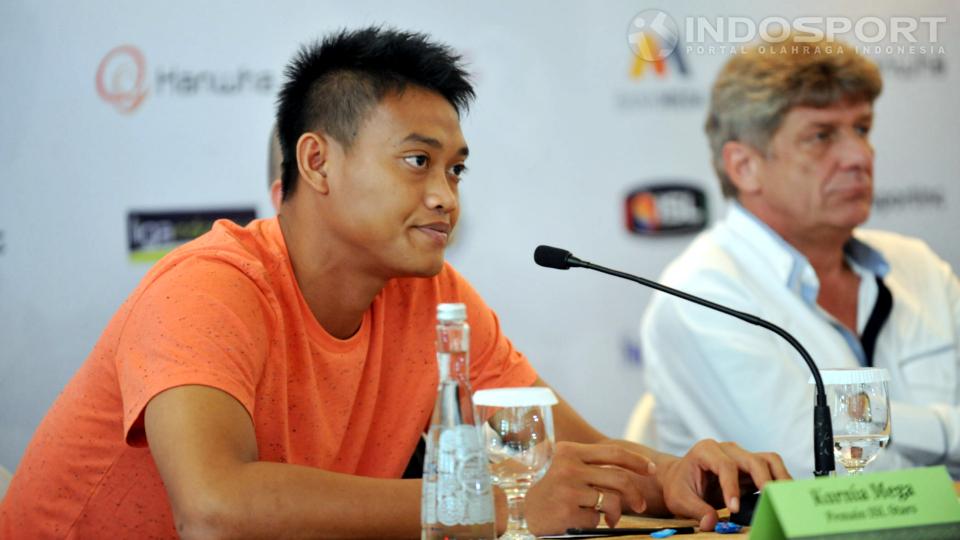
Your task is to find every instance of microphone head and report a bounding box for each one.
[534,245,573,270]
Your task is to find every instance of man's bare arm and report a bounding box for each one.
[145,385,421,539]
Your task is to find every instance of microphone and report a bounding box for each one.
[533,245,835,477]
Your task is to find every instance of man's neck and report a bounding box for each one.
[278,209,387,340]
[797,233,861,335]
[789,232,850,279]
[741,201,861,332]
[741,201,852,278]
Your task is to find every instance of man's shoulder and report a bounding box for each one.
[660,227,748,287]
[854,228,953,286]
[144,218,281,288]
[645,224,781,325]
[854,228,937,260]
[119,219,284,333]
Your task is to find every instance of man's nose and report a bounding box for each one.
[425,170,457,214]
[836,130,874,170]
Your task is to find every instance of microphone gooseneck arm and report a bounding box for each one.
[535,245,835,477]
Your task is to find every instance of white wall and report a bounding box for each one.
[1,0,957,469]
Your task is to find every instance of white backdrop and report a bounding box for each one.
[1,0,957,470]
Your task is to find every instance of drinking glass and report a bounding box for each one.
[474,387,557,540]
[821,368,892,475]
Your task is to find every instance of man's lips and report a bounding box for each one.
[414,222,451,245]
[824,175,871,197]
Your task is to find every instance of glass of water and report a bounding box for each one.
[821,368,892,475]
[474,387,557,540]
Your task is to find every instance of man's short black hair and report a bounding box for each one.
[275,26,475,200]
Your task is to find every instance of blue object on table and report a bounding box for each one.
[650,529,677,538]
[714,521,743,534]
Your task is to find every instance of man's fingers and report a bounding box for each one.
[760,452,792,481]
[659,440,791,533]
[721,444,792,495]
[578,488,623,528]
[559,441,656,476]
[667,486,719,532]
[603,505,623,528]
[567,508,603,530]
[694,443,741,512]
[716,460,742,513]
[596,489,622,526]
[579,466,647,513]
[725,444,773,494]
[699,511,720,533]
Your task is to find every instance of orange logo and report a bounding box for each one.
[96,45,148,114]
[627,191,660,230]
[629,34,689,79]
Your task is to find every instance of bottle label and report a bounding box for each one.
[422,478,437,524]
[435,425,494,526]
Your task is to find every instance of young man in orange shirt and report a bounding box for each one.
[1,27,788,538]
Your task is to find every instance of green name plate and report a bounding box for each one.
[750,466,960,539]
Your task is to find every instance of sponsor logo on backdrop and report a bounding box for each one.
[127,208,257,263]
[96,45,149,114]
[628,9,689,79]
[618,11,703,111]
[625,183,708,235]
[97,45,277,114]
[873,186,946,213]
[873,55,947,79]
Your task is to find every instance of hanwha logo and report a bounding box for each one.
[96,45,148,114]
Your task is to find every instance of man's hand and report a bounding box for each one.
[655,439,791,531]
[524,441,656,534]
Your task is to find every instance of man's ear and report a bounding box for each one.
[721,140,763,195]
[269,179,282,212]
[296,132,330,195]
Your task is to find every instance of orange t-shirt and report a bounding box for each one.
[0,218,537,539]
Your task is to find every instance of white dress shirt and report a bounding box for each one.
[640,203,960,478]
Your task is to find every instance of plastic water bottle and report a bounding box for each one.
[421,303,496,540]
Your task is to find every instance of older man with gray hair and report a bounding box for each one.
[640,34,960,478]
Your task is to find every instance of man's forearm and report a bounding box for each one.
[891,400,950,464]
[601,437,677,468]
[173,461,422,539]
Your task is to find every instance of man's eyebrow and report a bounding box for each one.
[401,132,469,157]
[402,133,442,148]
[806,115,873,130]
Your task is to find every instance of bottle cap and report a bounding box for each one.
[437,303,467,322]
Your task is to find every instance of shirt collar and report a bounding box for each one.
[845,235,890,278]
[724,202,889,304]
